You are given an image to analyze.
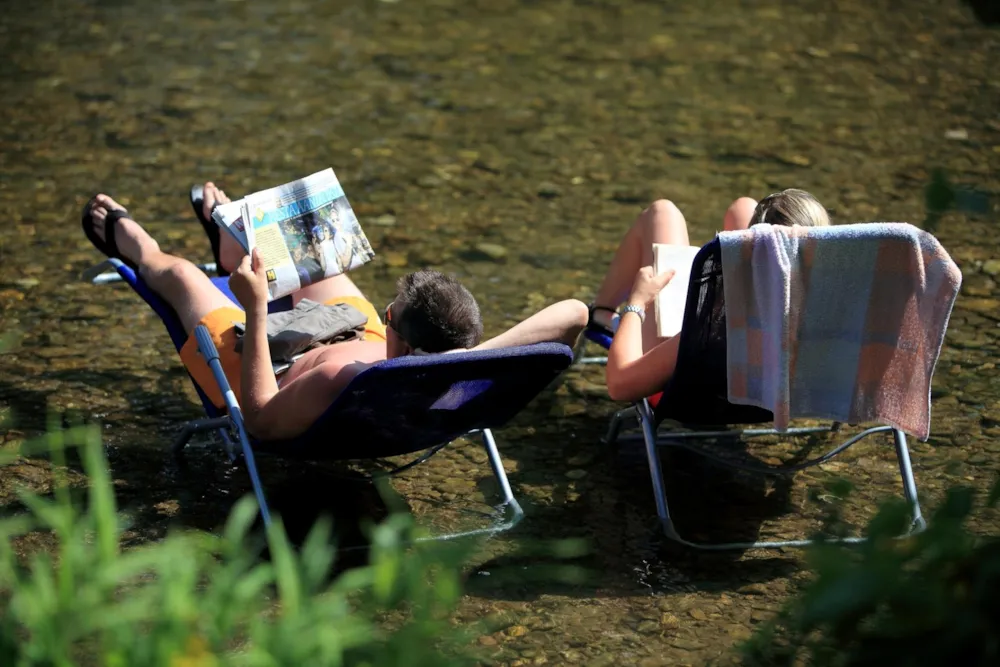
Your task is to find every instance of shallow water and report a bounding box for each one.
[2,0,999,663]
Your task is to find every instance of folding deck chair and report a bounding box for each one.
[91,259,574,538]
[580,233,957,550]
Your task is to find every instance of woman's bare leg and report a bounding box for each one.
[591,199,692,348]
[723,197,757,231]
[88,194,235,332]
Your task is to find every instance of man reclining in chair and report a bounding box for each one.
[82,187,589,442]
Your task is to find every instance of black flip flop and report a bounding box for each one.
[81,196,139,271]
[189,184,229,277]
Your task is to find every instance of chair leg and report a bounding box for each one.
[481,428,524,527]
[415,428,524,543]
[635,399,681,541]
[194,324,273,529]
[572,335,609,366]
[232,415,272,529]
[603,407,637,445]
[892,428,926,534]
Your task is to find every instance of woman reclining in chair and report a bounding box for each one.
[589,189,830,403]
[82,186,589,442]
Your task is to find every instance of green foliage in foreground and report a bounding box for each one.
[741,480,1000,667]
[0,424,480,667]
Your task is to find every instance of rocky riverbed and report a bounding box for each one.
[1,0,998,664]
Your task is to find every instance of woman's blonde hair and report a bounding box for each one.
[749,188,830,227]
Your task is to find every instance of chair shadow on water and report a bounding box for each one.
[463,395,806,603]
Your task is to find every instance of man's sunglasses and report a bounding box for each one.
[384,301,398,333]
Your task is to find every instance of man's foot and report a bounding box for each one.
[190,181,236,277]
[201,181,232,220]
[82,194,156,270]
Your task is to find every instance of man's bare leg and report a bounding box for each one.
[591,199,692,349]
[204,182,367,307]
[88,194,235,332]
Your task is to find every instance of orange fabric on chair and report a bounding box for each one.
[177,296,387,408]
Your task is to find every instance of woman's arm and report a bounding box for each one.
[605,267,679,402]
[607,326,681,401]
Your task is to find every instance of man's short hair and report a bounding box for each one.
[394,270,483,352]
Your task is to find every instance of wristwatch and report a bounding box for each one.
[621,304,645,323]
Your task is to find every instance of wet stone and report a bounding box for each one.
[505,625,529,638]
[687,608,707,621]
[537,182,562,198]
[384,252,408,268]
[77,304,112,319]
[667,145,699,158]
[670,638,706,651]
[551,402,588,418]
[0,289,24,303]
[726,624,753,640]
[35,346,80,359]
[417,175,443,188]
[961,298,1000,317]
[473,243,509,261]
[567,377,606,398]
[566,469,588,480]
[737,583,770,596]
[566,453,596,467]
[981,259,1000,277]
[636,620,660,634]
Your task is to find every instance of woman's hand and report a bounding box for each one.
[627,266,675,309]
[229,248,270,314]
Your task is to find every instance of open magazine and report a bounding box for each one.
[652,243,701,338]
[211,168,375,301]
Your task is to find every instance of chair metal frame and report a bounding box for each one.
[573,251,931,550]
[604,398,926,550]
[573,329,610,366]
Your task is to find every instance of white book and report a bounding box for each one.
[652,243,701,338]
